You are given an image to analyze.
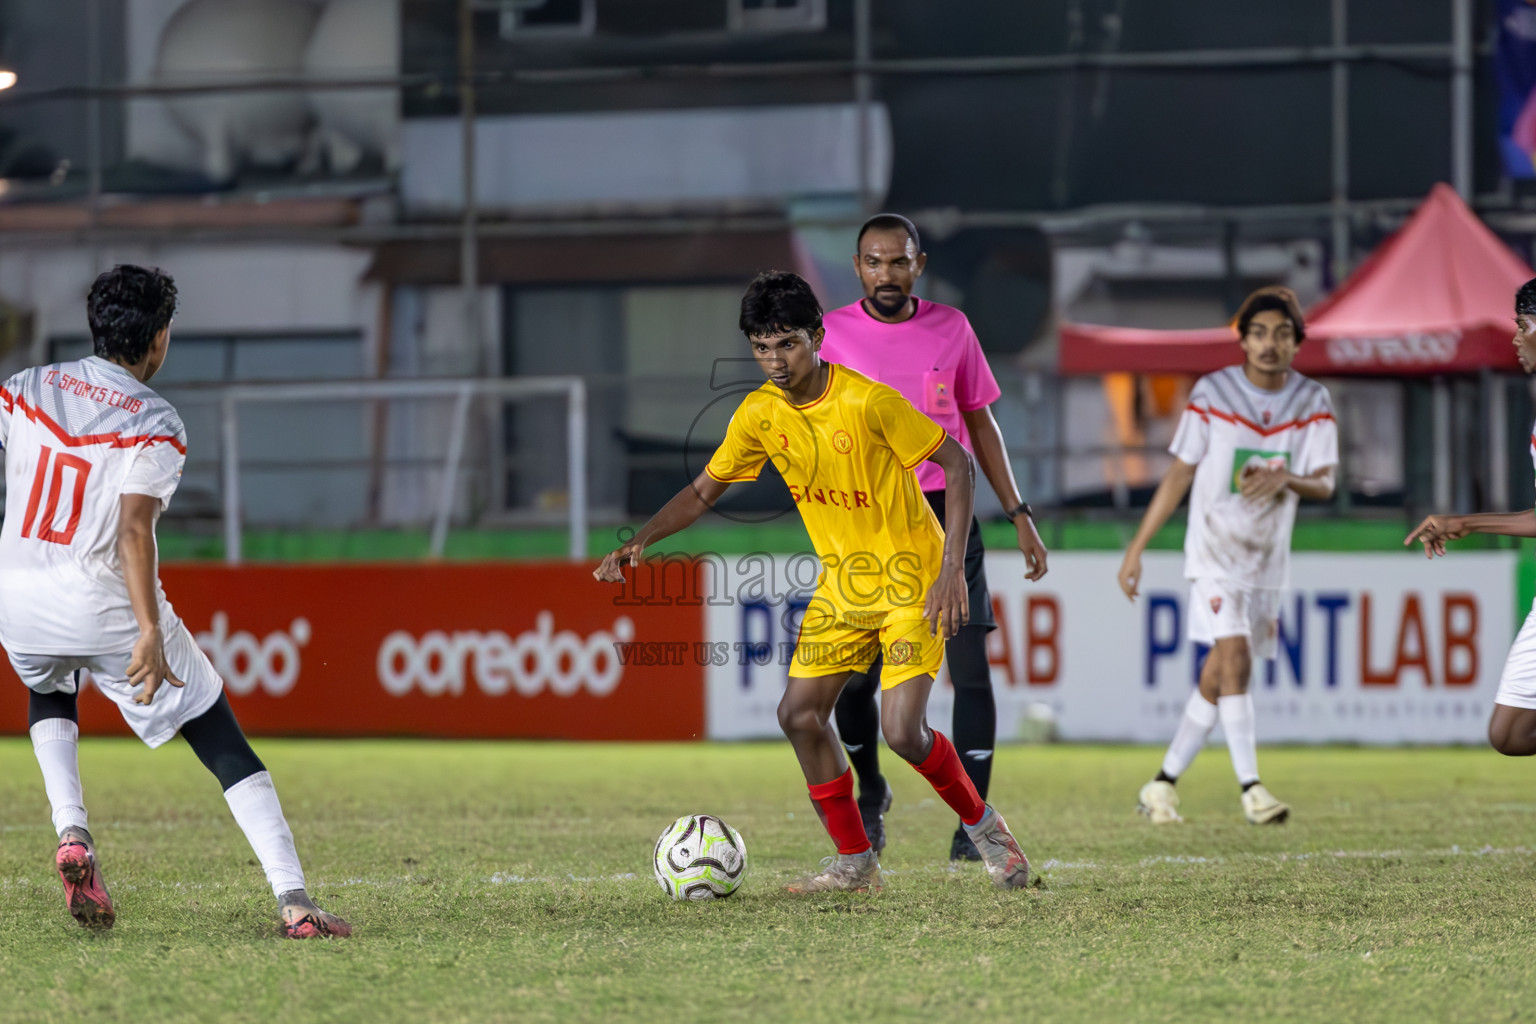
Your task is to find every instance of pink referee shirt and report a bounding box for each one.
[820,298,1001,493]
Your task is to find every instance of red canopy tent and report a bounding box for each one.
[1058,184,1535,376]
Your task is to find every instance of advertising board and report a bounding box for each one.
[0,564,705,741]
[705,551,1517,744]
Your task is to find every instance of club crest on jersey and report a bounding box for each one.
[1210,596,1223,614]
[1261,410,1273,425]
[887,638,914,665]
[832,429,853,454]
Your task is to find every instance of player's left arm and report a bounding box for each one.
[925,436,975,639]
[118,494,184,705]
[960,404,1047,581]
[593,471,731,583]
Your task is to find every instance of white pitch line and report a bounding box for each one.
[0,845,1528,894]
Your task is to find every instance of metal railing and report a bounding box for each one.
[194,376,587,565]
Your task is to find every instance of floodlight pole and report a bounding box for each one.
[86,0,102,227]
[853,0,873,214]
[1330,0,1350,279]
[459,0,481,362]
[1450,0,1473,200]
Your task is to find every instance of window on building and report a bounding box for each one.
[727,0,826,33]
[493,0,595,38]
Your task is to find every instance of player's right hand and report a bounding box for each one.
[129,625,184,706]
[1118,550,1142,601]
[924,564,969,640]
[593,542,645,583]
[1404,514,1468,559]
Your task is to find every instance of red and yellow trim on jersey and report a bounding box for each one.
[793,364,840,413]
[901,424,948,471]
[705,464,762,484]
[1185,403,1335,438]
[0,386,187,455]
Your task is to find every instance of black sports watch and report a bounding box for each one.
[1005,502,1033,522]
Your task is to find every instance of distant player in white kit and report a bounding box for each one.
[1409,277,1536,758]
[1117,286,1338,825]
[0,265,350,937]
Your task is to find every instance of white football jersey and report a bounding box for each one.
[0,357,187,655]
[1170,366,1338,590]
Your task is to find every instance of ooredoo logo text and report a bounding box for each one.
[195,612,311,697]
[376,612,636,698]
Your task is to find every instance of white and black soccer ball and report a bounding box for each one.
[653,814,747,901]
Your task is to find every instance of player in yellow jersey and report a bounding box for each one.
[594,271,1030,892]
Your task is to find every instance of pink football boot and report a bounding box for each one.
[56,829,115,930]
[279,890,353,939]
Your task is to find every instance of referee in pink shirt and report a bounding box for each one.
[821,214,1049,861]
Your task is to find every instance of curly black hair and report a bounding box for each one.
[86,265,178,364]
[739,270,822,338]
[1517,277,1536,318]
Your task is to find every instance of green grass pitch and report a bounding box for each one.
[3,739,1536,1023]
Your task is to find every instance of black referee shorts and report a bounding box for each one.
[922,489,995,632]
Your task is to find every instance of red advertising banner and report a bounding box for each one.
[0,564,705,741]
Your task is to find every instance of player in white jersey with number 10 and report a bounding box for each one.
[1117,286,1339,826]
[0,265,350,938]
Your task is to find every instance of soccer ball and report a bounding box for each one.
[652,814,747,900]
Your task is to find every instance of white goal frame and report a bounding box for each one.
[204,377,587,566]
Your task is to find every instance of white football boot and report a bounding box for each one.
[963,806,1031,889]
[1241,783,1290,825]
[785,850,883,894]
[1137,780,1183,824]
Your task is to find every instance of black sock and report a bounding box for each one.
[833,665,885,801]
[949,625,996,807]
[1155,769,1177,785]
[179,694,266,791]
[1241,779,1261,793]
[28,681,79,727]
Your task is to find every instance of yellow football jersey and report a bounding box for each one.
[706,363,949,622]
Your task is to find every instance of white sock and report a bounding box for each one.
[1219,693,1260,786]
[1160,691,1219,780]
[223,772,307,899]
[30,718,88,836]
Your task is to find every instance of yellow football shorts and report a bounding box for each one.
[790,606,945,688]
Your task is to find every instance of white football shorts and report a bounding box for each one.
[1187,577,1281,661]
[8,621,224,748]
[1495,601,1536,710]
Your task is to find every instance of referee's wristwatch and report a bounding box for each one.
[1005,501,1033,522]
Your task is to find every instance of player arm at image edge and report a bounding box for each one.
[1405,505,1536,558]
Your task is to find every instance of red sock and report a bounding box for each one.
[807,769,872,855]
[914,731,986,826]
